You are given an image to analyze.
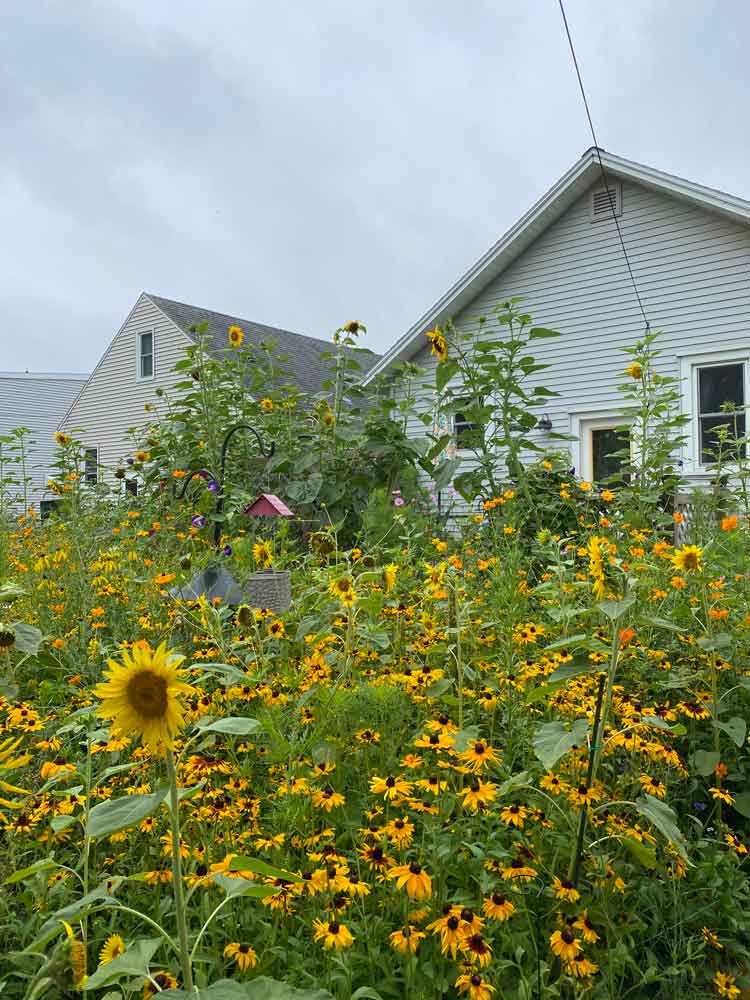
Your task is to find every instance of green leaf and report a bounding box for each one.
[712,717,747,747]
[697,633,732,652]
[634,795,689,863]
[51,815,77,834]
[639,615,683,633]
[83,938,162,991]
[532,719,589,771]
[427,677,453,698]
[732,792,750,818]
[432,457,462,492]
[162,978,334,1000]
[622,836,657,869]
[197,716,261,736]
[548,659,599,684]
[597,595,636,621]
[226,856,303,882]
[4,857,57,885]
[210,875,279,899]
[528,327,560,339]
[86,790,167,839]
[10,622,43,655]
[435,359,459,394]
[693,750,721,776]
[451,725,480,753]
[544,634,588,651]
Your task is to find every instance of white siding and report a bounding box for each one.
[399,178,750,505]
[61,294,193,480]
[0,373,87,509]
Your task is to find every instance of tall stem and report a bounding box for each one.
[165,748,194,991]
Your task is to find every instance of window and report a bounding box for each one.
[125,479,138,497]
[40,499,61,520]
[572,413,632,483]
[454,397,484,449]
[84,447,98,485]
[696,362,745,465]
[138,330,154,379]
[591,427,630,484]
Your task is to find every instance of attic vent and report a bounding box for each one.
[590,182,622,222]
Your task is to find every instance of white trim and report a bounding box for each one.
[363,147,750,385]
[679,349,750,475]
[569,409,632,481]
[137,328,155,381]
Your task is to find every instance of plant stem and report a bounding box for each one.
[165,747,194,991]
[568,674,606,886]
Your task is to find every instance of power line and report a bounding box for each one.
[557,0,651,333]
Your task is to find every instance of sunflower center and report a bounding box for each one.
[126,669,169,719]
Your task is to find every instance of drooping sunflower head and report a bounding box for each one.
[0,625,16,651]
[54,432,72,447]
[425,325,448,363]
[99,933,126,965]
[93,641,192,752]
[228,325,245,348]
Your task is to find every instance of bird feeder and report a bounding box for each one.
[245,493,295,613]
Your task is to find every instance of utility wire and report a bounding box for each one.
[557,0,651,332]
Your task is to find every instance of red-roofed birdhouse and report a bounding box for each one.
[244,493,295,519]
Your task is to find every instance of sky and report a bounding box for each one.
[2,0,749,372]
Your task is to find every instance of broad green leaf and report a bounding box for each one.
[451,725,481,753]
[0,582,27,602]
[693,750,721,776]
[528,327,560,339]
[639,615,683,633]
[496,771,530,797]
[162,978,334,1000]
[544,634,588,652]
[51,815,77,834]
[435,358,459,394]
[10,622,43,655]
[635,795,689,863]
[548,659,599,684]
[4,857,57,885]
[732,792,750,818]
[432,457,462,492]
[697,633,732,652]
[226,856,303,882]
[597,595,636,621]
[532,719,589,771]
[622,836,657,869]
[427,677,453,698]
[83,938,161,990]
[197,716,261,736]
[87,790,167,839]
[712,717,747,747]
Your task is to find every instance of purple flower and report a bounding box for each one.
[191,515,206,529]
[394,497,405,507]
[207,479,220,493]
[222,544,233,557]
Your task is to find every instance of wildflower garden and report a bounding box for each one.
[1,307,749,1000]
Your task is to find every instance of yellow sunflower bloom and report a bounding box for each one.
[93,641,192,752]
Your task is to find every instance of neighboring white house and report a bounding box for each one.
[59,292,379,491]
[0,372,88,512]
[364,147,750,506]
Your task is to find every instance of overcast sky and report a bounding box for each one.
[2,1,749,372]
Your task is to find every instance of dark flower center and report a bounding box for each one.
[409,862,422,875]
[126,669,168,719]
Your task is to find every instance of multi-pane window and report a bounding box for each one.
[138,331,154,379]
[84,447,98,485]
[591,427,630,483]
[454,397,484,449]
[696,362,745,464]
[125,479,138,497]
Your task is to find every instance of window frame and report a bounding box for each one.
[84,447,98,485]
[569,410,633,482]
[679,351,750,474]
[137,329,155,381]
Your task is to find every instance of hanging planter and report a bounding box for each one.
[246,568,292,613]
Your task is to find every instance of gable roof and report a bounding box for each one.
[363,148,750,384]
[147,294,380,395]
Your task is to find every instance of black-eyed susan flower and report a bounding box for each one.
[223,942,258,971]
[461,780,497,812]
[573,910,600,943]
[461,932,492,967]
[458,740,501,772]
[312,918,354,950]
[389,924,425,954]
[482,891,515,921]
[552,876,581,903]
[549,927,581,961]
[564,954,599,978]
[454,972,496,999]
[143,971,178,998]
[388,860,432,900]
[369,774,412,801]
[713,971,740,999]
[93,640,191,752]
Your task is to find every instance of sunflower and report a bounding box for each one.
[268,620,286,639]
[671,544,702,573]
[99,934,126,965]
[389,925,425,954]
[228,325,244,348]
[62,921,87,988]
[223,942,258,971]
[312,918,354,950]
[389,861,432,900]
[549,927,581,961]
[93,641,192,752]
[328,576,356,607]
[134,451,150,463]
[383,563,398,593]
[54,431,72,447]
[625,362,643,379]
[260,398,274,412]
[713,971,740,998]
[0,626,16,651]
[425,325,448,363]
[252,539,273,568]
[454,973,496,1000]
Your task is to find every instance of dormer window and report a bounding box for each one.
[138,331,154,380]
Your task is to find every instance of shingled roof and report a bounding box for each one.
[148,294,379,395]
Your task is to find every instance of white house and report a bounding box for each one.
[0,371,88,513]
[59,292,379,491]
[364,147,750,504]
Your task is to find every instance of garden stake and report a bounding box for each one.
[569,673,606,887]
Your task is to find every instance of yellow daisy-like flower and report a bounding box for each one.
[228,325,244,348]
[549,927,581,961]
[671,544,702,574]
[252,539,273,568]
[328,576,356,607]
[55,431,72,447]
[260,398,274,412]
[389,925,425,955]
[223,941,258,971]
[99,934,126,965]
[625,362,643,379]
[312,918,354,950]
[388,861,432,900]
[713,971,740,999]
[93,641,192,752]
[425,325,448,363]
